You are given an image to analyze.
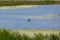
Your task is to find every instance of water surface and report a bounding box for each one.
[0,5,60,30]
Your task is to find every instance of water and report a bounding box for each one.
[0,5,60,30]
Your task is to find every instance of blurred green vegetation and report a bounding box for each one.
[0,1,55,6]
[0,29,60,40]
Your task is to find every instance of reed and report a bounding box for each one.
[0,1,54,6]
[0,29,60,40]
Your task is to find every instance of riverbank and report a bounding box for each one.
[16,30,60,37]
[0,5,60,9]
[0,5,38,9]
[0,1,54,6]
[0,29,60,40]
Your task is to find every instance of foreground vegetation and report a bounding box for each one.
[0,29,60,40]
[0,1,55,6]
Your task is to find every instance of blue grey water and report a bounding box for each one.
[0,5,60,30]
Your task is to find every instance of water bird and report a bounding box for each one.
[28,19,31,22]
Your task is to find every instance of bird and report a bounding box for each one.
[28,19,31,22]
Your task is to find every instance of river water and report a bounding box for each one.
[0,5,60,30]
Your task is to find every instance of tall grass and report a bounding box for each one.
[0,29,60,40]
[0,1,54,6]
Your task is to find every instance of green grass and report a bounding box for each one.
[0,29,60,40]
[0,1,55,6]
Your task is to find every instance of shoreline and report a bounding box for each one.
[0,5,38,9]
[16,30,60,37]
[0,5,60,9]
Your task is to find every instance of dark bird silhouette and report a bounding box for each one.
[28,19,31,22]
